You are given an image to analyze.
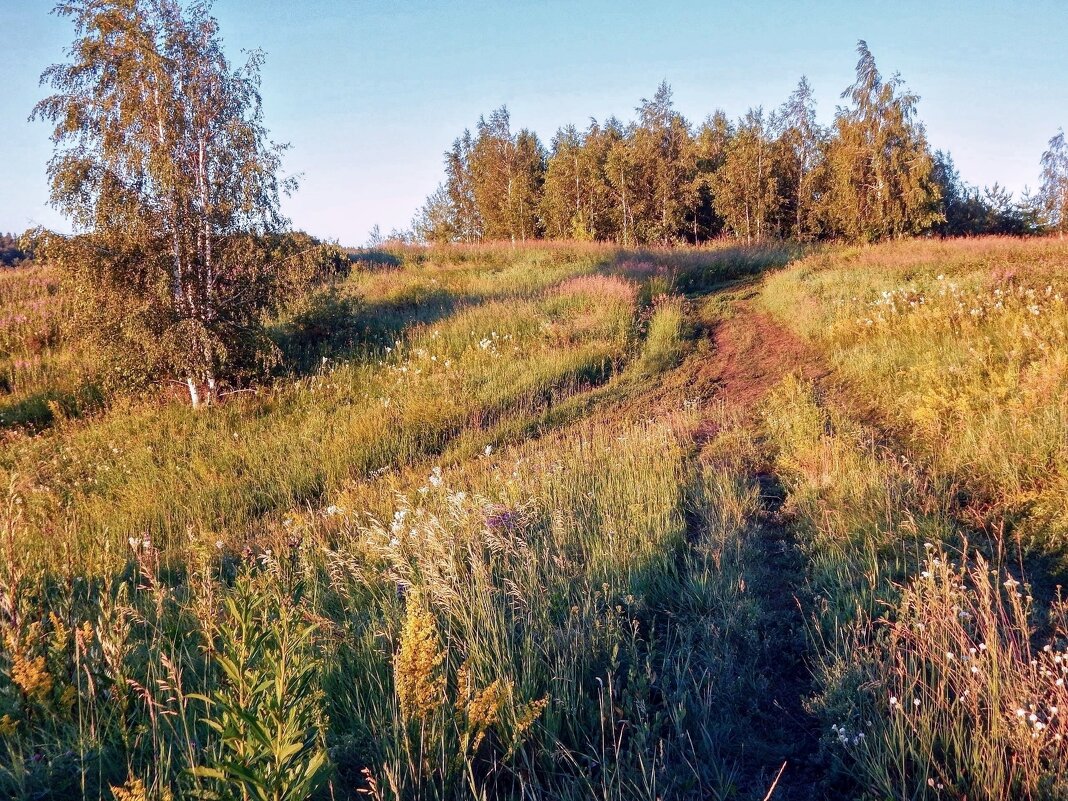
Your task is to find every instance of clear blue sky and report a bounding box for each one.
[2,0,1066,245]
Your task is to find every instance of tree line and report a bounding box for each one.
[0,233,31,266]
[413,42,1068,245]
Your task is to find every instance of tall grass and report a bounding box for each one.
[762,237,1068,560]
[0,242,796,800]
[764,375,1068,800]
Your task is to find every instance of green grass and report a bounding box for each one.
[0,241,799,800]
[5,236,1067,801]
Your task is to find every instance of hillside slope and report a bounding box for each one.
[1,239,1067,800]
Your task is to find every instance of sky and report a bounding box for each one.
[2,0,1066,246]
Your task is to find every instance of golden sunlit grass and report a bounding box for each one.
[0,241,795,800]
[762,237,1068,559]
[4,236,1065,800]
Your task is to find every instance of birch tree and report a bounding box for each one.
[1039,130,1068,236]
[33,0,300,405]
[775,77,824,240]
[712,108,784,242]
[821,41,940,241]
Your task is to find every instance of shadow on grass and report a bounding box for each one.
[275,242,801,378]
[0,384,104,433]
[273,286,483,374]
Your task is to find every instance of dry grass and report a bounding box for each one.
[763,237,1068,560]
[0,242,795,800]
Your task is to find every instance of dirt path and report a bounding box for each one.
[703,304,830,411]
[701,301,831,800]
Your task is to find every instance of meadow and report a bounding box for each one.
[1,237,1067,800]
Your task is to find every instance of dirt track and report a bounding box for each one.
[705,304,829,409]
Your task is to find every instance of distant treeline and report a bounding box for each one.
[413,42,1068,246]
[0,232,30,266]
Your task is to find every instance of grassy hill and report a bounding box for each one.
[1,238,1066,800]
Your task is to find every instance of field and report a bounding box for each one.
[1,237,1067,800]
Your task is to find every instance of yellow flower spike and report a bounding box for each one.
[109,774,147,801]
[0,714,18,737]
[59,685,77,713]
[515,696,549,738]
[48,612,69,653]
[465,678,510,733]
[455,661,473,710]
[12,653,53,702]
[394,593,445,722]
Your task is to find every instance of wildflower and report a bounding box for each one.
[462,676,510,752]
[0,715,17,737]
[58,684,77,712]
[395,594,445,721]
[514,696,549,741]
[110,775,147,801]
[913,698,921,707]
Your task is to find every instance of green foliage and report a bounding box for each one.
[0,233,30,267]
[418,43,989,246]
[711,107,786,242]
[32,0,307,406]
[819,41,941,241]
[637,294,689,376]
[192,575,329,801]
